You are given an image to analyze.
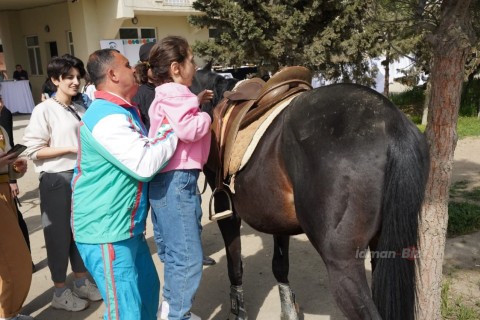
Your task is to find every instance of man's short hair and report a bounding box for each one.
[86,49,119,87]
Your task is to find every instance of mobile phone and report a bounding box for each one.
[6,144,27,157]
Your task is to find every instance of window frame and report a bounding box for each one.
[118,27,157,40]
[67,31,75,56]
[25,35,43,76]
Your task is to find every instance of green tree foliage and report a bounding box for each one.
[189,1,480,102]
[189,0,383,86]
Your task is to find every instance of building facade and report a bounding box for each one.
[0,0,208,104]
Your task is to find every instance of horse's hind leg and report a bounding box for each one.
[204,168,247,320]
[300,208,382,319]
[272,235,299,320]
[290,175,383,319]
[322,251,381,319]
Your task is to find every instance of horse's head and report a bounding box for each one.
[190,65,237,173]
[191,65,238,118]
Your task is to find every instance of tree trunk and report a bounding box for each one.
[421,81,431,126]
[383,48,391,97]
[415,0,474,319]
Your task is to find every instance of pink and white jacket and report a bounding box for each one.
[148,82,211,172]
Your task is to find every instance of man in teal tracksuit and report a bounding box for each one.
[71,49,178,320]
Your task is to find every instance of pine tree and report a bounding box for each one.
[189,0,384,86]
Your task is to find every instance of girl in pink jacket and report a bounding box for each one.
[146,36,212,320]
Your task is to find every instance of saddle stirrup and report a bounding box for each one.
[209,188,233,221]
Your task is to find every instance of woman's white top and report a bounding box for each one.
[23,98,85,173]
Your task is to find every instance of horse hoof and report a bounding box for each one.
[279,283,299,320]
[230,285,248,320]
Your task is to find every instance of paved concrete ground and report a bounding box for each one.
[11,114,480,319]
[12,114,345,320]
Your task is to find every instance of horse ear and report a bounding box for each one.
[203,60,213,71]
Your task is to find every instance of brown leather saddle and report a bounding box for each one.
[208,66,313,220]
[213,66,313,181]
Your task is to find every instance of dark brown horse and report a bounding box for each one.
[191,66,429,320]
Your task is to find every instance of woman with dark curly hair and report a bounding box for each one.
[23,54,101,312]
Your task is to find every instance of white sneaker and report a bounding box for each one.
[159,300,169,319]
[188,312,201,320]
[73,279,102,301]
[51,288,89,312]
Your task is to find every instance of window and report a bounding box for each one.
[119,28,156,39]
[67,31,75,56]
[26,36,43,75]
[140,29,156,39]
[164,0,190,6]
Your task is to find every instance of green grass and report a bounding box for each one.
[441,280,480,320]
[448,202,480,237]
[448,181,480,237]
[416,117,480,138]
[391,86,480,138]
[457,117,480,138]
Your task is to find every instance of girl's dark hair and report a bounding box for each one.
[135,62,150,85]
[147,36,191,86]
[47,54,86,82]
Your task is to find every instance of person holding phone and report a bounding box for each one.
[0,125,33,320]
[0,95,34,272]
[23,54,101,312]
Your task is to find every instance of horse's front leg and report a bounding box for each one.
[217,216,247,320]
[273,235,299,320]
[203,169,247,320]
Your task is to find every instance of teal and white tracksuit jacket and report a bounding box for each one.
[71,92,177,320]
[71,92,177,243]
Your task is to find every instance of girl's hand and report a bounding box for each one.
[197,90,214,104]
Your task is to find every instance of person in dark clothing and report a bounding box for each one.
[41,78,57,101]
[132,80,155,129]
[0,98,13,149]
[0,95,33,271]
[12,65,29,81]
[133,42,156,130]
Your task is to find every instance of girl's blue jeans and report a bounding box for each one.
[149,169,203,320]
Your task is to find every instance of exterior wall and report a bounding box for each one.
[123,0,196,15]
[0,3,72,104]
[67,0,119,65]
[20,3,71,103]
[119,14,209,65]
[0,0,208,105]
[0,11,27,82]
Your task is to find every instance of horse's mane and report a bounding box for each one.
[191,66,238,116]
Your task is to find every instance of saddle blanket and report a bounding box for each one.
[228,92,302,192]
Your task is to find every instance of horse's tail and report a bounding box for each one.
[372,113,429,320]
